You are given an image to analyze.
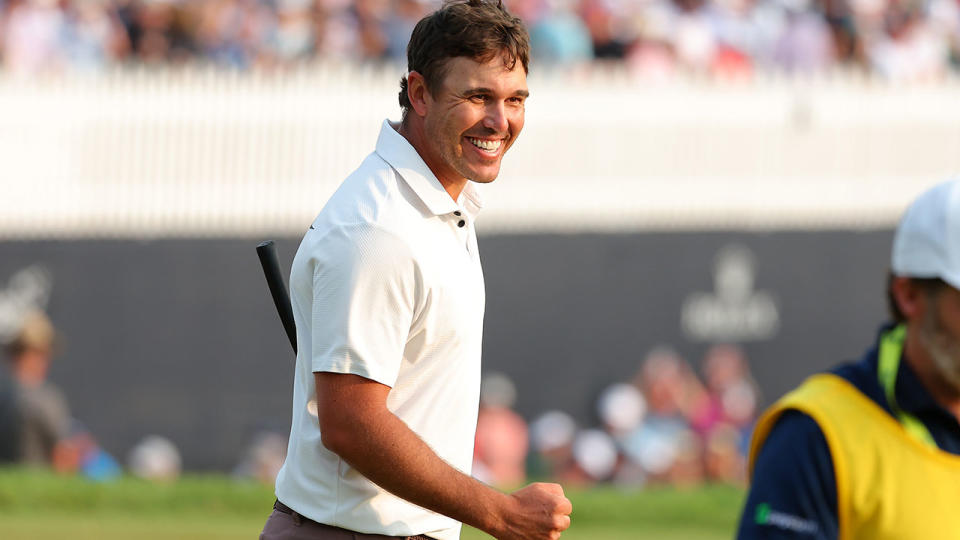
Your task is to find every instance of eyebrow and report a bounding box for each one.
[462,87,530,98]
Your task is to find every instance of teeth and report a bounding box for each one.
[468,137,502,151]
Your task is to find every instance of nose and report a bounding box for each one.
[483,100,509,134]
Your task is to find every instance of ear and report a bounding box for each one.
[891,276,927,321]
[406,71,430,118]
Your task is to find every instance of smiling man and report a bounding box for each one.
[260,2,572,540]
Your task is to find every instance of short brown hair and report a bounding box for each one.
[886,271,947,323]
[398,0,530,116]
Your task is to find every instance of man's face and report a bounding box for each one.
[918,284,960,391]
[420,54,528,187]
[15,347,52,388]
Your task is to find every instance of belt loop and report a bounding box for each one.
[291,511,302,526]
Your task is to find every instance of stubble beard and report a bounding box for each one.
[448,139,503,184]
[919,299,960,392]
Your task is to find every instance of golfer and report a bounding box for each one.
[260,1,572,539]
[737,179,960,539]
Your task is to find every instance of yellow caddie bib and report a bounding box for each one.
[749,374,960,540]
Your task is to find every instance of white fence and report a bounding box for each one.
[2,65,959,238]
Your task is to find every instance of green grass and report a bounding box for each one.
[0,467,272,515]
[0,468,745,539]
[0,468,274,539]
[463,485,745,540]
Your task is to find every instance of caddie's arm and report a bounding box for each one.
[316,371,572,540]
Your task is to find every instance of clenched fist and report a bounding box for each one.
[495,482,572,540]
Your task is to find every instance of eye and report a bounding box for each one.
[469,94,488,103]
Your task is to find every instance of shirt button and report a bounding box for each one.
[458,220,466,228]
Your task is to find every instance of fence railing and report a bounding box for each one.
[2,65,959,238]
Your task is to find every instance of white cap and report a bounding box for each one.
[892,179,960,290]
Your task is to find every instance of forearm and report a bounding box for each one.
[324,407,512,536]
[315,373,568,540]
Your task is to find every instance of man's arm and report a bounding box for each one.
[316,372,571,540]
[736,411,838,539]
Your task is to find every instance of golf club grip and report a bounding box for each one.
[256,240,298,354]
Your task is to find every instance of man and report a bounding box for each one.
[2,310,71,466]
[0,343,22,463]
[261,2,572,539]
[737,179,960,539]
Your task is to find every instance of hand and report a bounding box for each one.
[496,482,572,540]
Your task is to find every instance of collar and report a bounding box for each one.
[871,324,960,427]
[374,120,484,219]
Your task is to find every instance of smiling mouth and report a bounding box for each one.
[466,137,503,153]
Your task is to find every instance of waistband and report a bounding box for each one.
[273,500,437,540]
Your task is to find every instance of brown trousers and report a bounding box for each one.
[260,501,437,540]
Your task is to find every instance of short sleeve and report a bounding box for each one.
[737,410,838,539]
[310,225,419,387]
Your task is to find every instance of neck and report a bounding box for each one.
[903,325,960,421]
[395,119,466,201]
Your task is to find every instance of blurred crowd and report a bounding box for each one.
[0,0,958,81]
[0,310,122,479]
[1,307,759,490]
[232,343,760,490]
[0,309,187,482]
[473,344,759,490]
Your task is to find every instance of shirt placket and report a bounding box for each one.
[450,209,473,255]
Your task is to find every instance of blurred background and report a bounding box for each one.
[0,0,958,537]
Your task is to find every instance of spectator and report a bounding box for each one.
[528,0,593,66]
[772,0,836,74]
[704,422,745,484]
[579,0,628,59]
[702,344,758,432]
[234,431,287,485]
[383,0,428,62]
[472,372,529,488]
[62,0,130,72]
[869,1,948,81]
[621,347,700,483]
[672,0,718,73]
[2,0,68,76]
[596,382,648,486]
[0,359,21,463]
[3,309,71,467]
[527,409,577,481]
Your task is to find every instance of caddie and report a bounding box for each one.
[737,179,960,539]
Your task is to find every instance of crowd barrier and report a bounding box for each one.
[2,65,959,239]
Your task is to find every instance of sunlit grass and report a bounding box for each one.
[0,468,744,539]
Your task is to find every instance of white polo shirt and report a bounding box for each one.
[275,120,485,540]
